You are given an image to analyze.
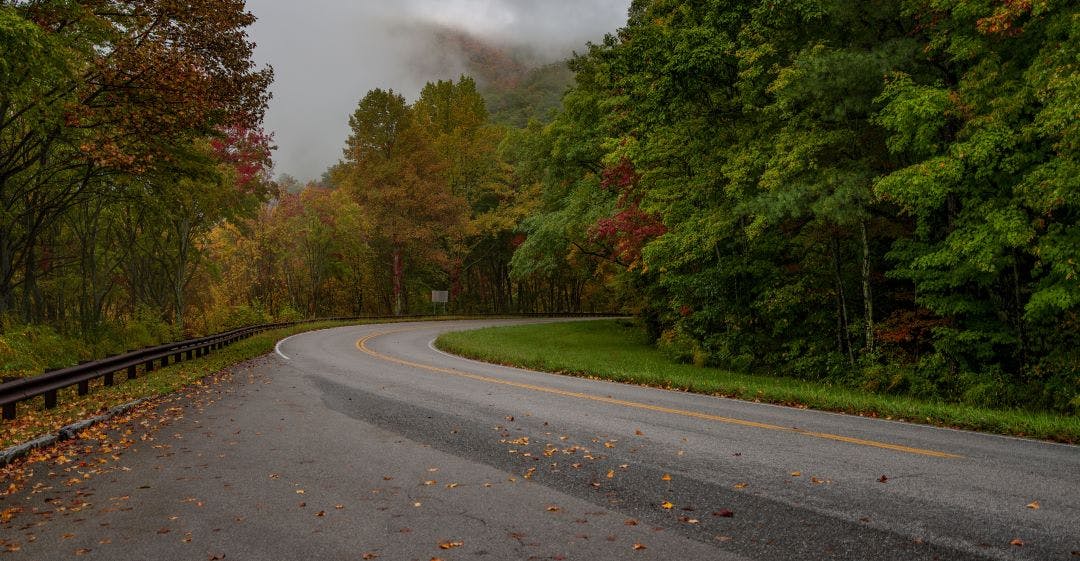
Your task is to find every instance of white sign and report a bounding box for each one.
[431,290,449,304]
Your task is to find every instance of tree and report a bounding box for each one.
[875,0,1079,406]
[0,0,272,323]
[336,89,466,315]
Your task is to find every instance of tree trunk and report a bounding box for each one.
[392,247,403,316]
[831,236,855,367]
[861,220,874,354]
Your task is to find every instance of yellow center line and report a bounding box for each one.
[356,329,961,459]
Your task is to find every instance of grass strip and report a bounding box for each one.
[0,320,361,448]
[435,320,1080,444]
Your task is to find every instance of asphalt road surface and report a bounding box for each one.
[1,319,1077,560]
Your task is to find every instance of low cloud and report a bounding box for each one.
[246,0,631,182]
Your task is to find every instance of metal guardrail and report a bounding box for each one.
[0,313,614,421]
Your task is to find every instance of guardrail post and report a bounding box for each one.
[145,359,154,373]
[186,349,194,360]
[161,355,169,367]
[44,390,58,409]
[3,403,15,420]
[127,365,137,380]
[77,380,90,396]
[105,371,115,386]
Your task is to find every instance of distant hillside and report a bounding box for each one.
[427,27,575,127]
[483,62,574,127]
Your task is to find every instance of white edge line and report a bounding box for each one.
[428,337,507,368]
[275,335,295,360]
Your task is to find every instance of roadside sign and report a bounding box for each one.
[431,290,449,303]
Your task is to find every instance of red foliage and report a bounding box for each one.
[211,125,275,192]
[877,308,952,362]
[601,158,640,193]
[590,158,666,266]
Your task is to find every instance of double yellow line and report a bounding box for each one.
[356,330,961,459]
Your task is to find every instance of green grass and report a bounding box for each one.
[435,320,1080,444]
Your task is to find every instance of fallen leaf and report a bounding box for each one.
[295,489,305,494]
[733,483,748,489]
[335,504,344,509]
[635,430,644,436]
[632,543,647,550]
[315,511,325,517]
[625,519,638,526]
[438,540,464,550]
[1010,538,1025,547]
[157,528,170,534]
[423,480,437,486]
[362,553,379,560]
[1026,501,1040,510]
[714,509,734,518]
[445,483,458,489]
[878,475,888,483]
[546,505,561,512]
[661,473,672,481]
[790,471,801,477]
[606,470,615,479]
[661,501,674,510]
[75,548,91,556]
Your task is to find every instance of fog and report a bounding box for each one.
[245,0,632,182]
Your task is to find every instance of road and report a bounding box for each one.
[1,319,1076,560]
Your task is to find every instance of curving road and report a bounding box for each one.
[1,319,1077,560]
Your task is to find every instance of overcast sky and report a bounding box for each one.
[245,0,632,182]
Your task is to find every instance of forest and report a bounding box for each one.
[1,0,1077,413]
